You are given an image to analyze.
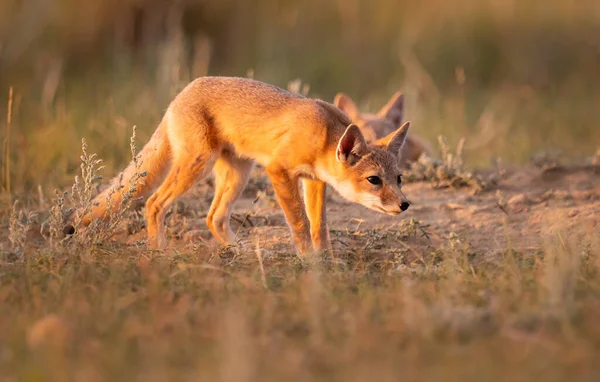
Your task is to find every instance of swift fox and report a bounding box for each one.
[68,77,411,255]
[334,91,433,166]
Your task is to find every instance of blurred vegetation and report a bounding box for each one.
[1,0,600,196]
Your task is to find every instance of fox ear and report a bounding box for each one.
[337,124,368,164]
[334,93,359,119]
[379,121,410,156]
[377,92,404,127]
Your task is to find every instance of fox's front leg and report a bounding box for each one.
[302,178,330,253]
[266,166,312,256]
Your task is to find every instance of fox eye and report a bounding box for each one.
[367,176,382,185]
[397,175,402,185]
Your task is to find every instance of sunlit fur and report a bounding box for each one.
[68,77,412,256]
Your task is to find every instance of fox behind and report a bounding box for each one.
[69,77,411,255]
[334,91,433,167]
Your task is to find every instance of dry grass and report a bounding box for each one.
[0,224,598,381]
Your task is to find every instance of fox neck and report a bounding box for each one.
[313,148,359,203]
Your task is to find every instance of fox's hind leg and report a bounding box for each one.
[144,108,222,249]
[206,151,254,245]
[146,152,217,249]
[146,151,217,249]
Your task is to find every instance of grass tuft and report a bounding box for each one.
[405,136,492,193]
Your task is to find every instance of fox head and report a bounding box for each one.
[334,92,405,144]
[334,91,432,166]
[320,122,411,215]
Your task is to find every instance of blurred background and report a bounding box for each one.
[0,0,599,194]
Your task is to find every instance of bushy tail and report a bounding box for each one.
[67,121,171,232]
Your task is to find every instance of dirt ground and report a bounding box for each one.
[109,164,600,261]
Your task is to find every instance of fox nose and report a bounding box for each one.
[400,201,410,211]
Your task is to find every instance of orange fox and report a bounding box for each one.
[334,92,433,166]
[69,77,411,255]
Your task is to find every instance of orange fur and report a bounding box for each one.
[70,77,412,255]
[334,91,433,167]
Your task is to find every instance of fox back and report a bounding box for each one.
[168,77,348,170]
